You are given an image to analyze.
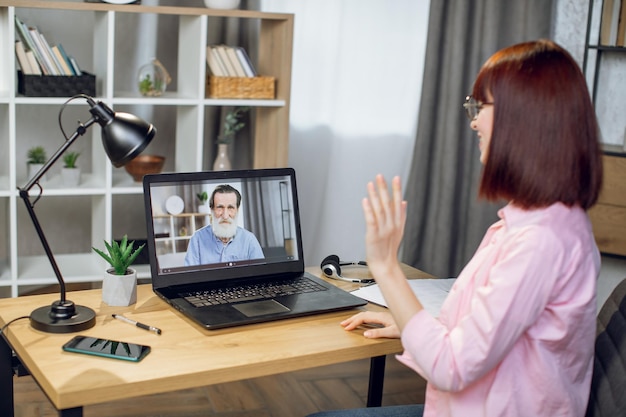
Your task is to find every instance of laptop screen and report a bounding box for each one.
[143,168,305,289]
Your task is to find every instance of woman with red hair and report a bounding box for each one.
[309,39,603,417]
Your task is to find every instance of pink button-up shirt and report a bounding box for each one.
[398,203,600,417]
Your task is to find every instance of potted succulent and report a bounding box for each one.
[61,151,81,186]
[213,106,250,171]
[27,145,47,180]
[93,235,145,306]
[197,191,209,213]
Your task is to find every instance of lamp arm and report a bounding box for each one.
[17,117,97,303]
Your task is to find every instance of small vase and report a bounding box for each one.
[213,143,232,171]
[204,0,240,9]
[102,268,137,306]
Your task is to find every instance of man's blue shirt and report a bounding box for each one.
[184,225,264,266]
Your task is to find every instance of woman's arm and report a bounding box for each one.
[361,175,424,331]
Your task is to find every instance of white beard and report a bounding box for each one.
[211,213,238,240]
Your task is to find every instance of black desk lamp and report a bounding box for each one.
[18,94,156,333]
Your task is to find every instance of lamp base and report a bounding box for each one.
[30,300,96,334]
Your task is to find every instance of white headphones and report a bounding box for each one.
[320,255,374,284]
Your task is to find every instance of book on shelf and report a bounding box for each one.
[68,56,83,76]
[39,32,65,75]
[214,45,238,76]
[600,0,623,45]
[55,44,77,75]
[25,50,42,75]
[206,45,257,78]
[224,46,247,77]
[235,46,256,77]
[52,46,74,76]
[28,27,59,74]
[206,46,227,76]
[14,40,33,74]
[617,0,626,46]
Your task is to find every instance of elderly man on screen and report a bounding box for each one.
[184,184,264,266]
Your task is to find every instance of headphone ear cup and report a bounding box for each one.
[321,254,340,267]
[321,259,342,278]
[320,255,340,274]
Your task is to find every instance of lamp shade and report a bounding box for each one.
[101,112,157,167]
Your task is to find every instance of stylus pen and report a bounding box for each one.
[112,314,162,335]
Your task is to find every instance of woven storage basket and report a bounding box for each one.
[17,71,96,97]
[207,75,275,99]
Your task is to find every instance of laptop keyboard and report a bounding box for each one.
[181,277,327,308]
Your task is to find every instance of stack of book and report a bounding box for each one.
[14,15,83,76]
[205,44,275,99]
[206,45,257,77]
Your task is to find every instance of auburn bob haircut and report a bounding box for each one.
[472,39,602,210]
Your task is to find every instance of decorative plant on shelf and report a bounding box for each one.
[61,151,81,186]
[27,145,48,180]
[93,235,145,306]
[217,106,250,145]
[93,235,145,276]
[139,74,163,96]
[27,146,47,165]
[197,191,210,213]
[62,151,80,168]
[197,191,208,204]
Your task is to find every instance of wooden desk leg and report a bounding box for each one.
[59,407,83,417]
[0,335,15,417]
[366,355,386,407]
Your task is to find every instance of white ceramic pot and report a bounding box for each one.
[203,0,240,9]
[102,268,137,306]
[61,167,81,187]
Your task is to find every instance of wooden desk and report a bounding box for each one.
[0,264,433,417]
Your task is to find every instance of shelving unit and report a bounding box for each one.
[583,0,626,257]
[0,1,293,297]
[153,212,208,255]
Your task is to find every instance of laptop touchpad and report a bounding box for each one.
[233,300,291,317]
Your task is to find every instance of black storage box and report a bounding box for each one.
[17,71,96,97]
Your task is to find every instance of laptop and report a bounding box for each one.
[142,168,366,329]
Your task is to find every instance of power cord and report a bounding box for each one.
[0,316,32,378]
[0,316,31,338]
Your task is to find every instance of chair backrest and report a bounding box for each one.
[585,277,626,417]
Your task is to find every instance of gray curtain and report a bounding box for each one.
[401,0,555,279]
[242,180,282,248]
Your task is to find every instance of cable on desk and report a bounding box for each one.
[0,316,30,338]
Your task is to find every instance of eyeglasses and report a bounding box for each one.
[463,96,493,120]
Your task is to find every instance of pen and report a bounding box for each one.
[112,314,162,335]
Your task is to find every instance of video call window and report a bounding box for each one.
[147,174,298,275]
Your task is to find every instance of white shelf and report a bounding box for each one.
[0,1,293,297]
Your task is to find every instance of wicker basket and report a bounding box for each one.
[207,75,275,99]
[17,71,96,97]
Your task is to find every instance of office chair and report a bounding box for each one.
[585,277,626,417]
